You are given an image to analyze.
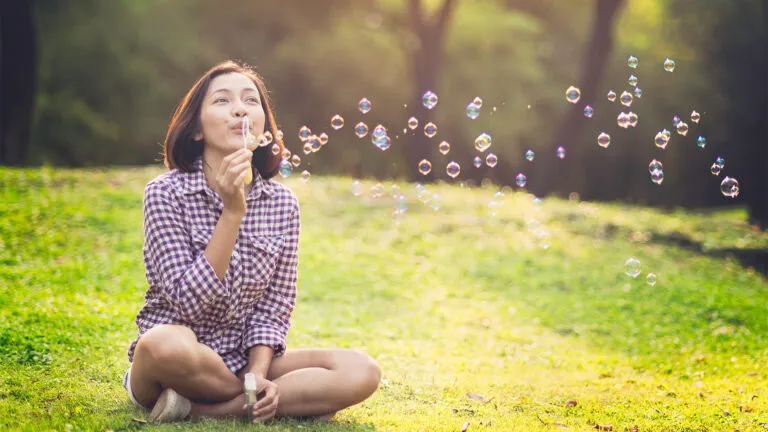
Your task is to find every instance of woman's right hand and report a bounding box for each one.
[214,148,253,215]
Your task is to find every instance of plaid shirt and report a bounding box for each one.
[127,156,299,374]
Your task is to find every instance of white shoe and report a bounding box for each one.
[149,388,192,423]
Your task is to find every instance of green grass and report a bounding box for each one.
[1,165,767,431]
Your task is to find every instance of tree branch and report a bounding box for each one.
[435,0,457,37]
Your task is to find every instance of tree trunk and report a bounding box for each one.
[406,0,456,183]
[534,0,625,199]
[1,1,36,166]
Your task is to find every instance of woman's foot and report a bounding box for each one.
[149,388,192,423]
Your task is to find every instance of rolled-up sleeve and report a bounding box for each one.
[143,181,229,322]
[242,203,299,357]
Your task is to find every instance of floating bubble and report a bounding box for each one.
[395,194,408,214]
[720,176,739,198]
[255,134,269,148]
[424,122,437,138]
[676,121,689,136]
[351,180,362,196]
[535,228,552,250]
[691,110,701,124]
[318,132,329,145]
[663,58,676,72]
[650,169,664,185]
[648,159,663,173]
[422,90,438,110]
[276,130,284,141]
[428,193,442,211]
[308,135,321,152]
[565,86,581,104]
[584,105,594,118]
[526,149,535,161]
[710,163,722,176]
[617,112,630,129]
[556,146,566,159]
[373,124,387,139]
[466,103,480,120]
[414,183,429,203]
[301,170,310,182]
[370,183,383,198]
[628,74,638,87]
[303,142,312,155]
[624,257,641,278]
[418,159,432,175]
[438,141,450,155]
[355,122,369,138]
[474,133,492,152]
[331,115,344,130]
[716,156,725,168]
[627,55,639,69]
[407,117,418,130]
[672,115,681,127]
[372,135,391,151]
[473,156,482,168]
[597,132,611,148]
[628,112,639,128]
[279,159,293,178]
[485,153,498,168]
[446,161,461,178]
[281,148,292,160]
[358,98,372,114]
[472,97,483,108]
[515,173,527,188]
[271,143,281,155]
[261,131,274,146]
[291,154,301,167]
[647,273,657,287]
[299,126,311,141]
[633,87,643,99]
[654,132,668,149]
[662,129,672,140]
[697,136,707,148]
[620,91,633,107]
[607,90,617,102]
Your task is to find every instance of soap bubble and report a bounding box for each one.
[271,143,281,155]
[472,96,483,107]
[372,124,387,139]
[697,136,707,148]
[662,129,672,140]
[279,159,293,178]
[663,58,676,72]
[351,180,361,196]
[627,111,639,128]
[438,141,450,155]
[720,176,739,198]
[299,126,311,141]
[291,155,301,167]
[418,159,432,175]
[654,132,669,149]
[525,149,535,161]
[628,74,638,87]
[650,169,664,185]
[620,91,633,107]
[318,132,329,146]
[372,135,391,151]
[446,161,461,178]
[716,156,725,168]
[566,86,581,104]
[466,103,480,120]
[534,228,552,250]
[710,163,722,176]
[648,159,663,173]
[358,98,372,114]
[407,117,418,130]
[370,183,384,198]
[676,121,689,136]
[624,257,641,278]
[607,90,616,102]
[301,170,311,182]
[303,142,312,155]
[627,55,639,68]
[647,273,657,287]
[261,131,274,146]
[633,87,643,99]
[331,115,344,130]
[422,90,438,110]
[355,122,369,138]
[556,146,566,159]
[691,110,701,124]
[424,122,438,138]
[473,156,482,168]
[597,132,611,148]
[282,148,292,160]
[485,153,498,168]
[584,105,594,118]
[515,173,527,188]
[474,133,492,152]
[617,112,630,129]
[276,130,284,141]
[308,135,321,153]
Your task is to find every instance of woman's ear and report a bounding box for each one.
[194,131,203,141]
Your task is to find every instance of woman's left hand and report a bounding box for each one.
[243,375,279,422]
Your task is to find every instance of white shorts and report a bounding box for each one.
[122,365,149,411]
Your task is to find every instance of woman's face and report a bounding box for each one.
[198,72,266,154]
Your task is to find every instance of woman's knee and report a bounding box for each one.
[341,350,381,400]
[134,325,200,373]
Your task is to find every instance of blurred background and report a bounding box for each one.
[1,0,766,226]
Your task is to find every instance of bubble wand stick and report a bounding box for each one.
[243,115,254,185]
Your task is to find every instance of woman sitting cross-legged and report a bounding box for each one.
[123,60,381,424]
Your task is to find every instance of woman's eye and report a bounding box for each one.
[246,97,260,104]
[214,97,228,103]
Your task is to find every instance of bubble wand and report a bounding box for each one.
[243,115,254,185]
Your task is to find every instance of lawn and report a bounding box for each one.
[1,165,767,431]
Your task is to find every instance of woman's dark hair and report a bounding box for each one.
[163,60,283,179]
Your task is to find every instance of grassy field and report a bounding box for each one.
[1,165,767,431]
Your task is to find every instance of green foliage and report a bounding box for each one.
[1,166,767,430]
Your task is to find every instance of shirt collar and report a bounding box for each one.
[182,155,273,201]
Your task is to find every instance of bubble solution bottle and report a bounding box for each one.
[244,373,258,423]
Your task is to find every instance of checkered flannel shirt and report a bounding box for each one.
[127,156,299,373]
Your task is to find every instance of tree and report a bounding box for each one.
[0,1,36,166]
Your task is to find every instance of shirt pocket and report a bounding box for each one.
[239,233,284,303]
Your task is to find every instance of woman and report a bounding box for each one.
[124,60,381,424]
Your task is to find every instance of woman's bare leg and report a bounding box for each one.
[130,324,244,407]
